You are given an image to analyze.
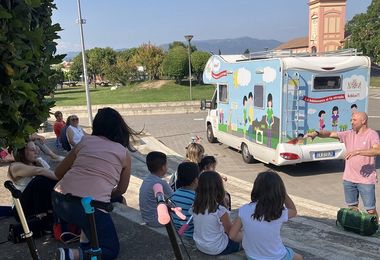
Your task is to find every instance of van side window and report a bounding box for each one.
[254,85,264,108]
[313,76,341,91]
[218,84,228,102]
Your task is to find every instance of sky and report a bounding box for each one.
[53,0,372,54]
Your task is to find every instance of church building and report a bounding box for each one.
[275,0,346,53]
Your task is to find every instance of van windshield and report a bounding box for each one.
[211,90,217,109]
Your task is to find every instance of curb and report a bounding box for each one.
[52,101,203,118]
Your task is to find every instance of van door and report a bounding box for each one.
[283,71,307,141]
[206,89,219,141]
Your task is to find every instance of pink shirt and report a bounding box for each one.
[338,129,380,184]
[55,135,128,202]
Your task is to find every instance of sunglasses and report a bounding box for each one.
[71,118,79,121]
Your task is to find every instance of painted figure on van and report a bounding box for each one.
[265,93,274,148]
[248,92,254,125]
[243,96,248,138]
[318,110,326,131]
[331,106,339,131]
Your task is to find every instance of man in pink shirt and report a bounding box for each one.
[307,112,380,215]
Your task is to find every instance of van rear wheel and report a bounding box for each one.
[207,125,217,143]
[241,143,254,163]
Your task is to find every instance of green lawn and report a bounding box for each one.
[51,81,215,106]
[51,77,379,107]
[371,77,380,87]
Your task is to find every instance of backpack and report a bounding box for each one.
[59,126,71,151]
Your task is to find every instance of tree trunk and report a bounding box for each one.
[93,75,97,89]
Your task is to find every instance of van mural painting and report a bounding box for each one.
[202,53,370,165]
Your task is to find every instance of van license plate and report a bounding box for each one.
[315,151,335,159]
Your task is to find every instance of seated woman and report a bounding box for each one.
[7,141,58,225]
[66,115,86,148]
[53,107,139,260]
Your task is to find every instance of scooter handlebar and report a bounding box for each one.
[4,180,22,199]
[153,183,171,225]
[65,193,114,212]
[90,200,114,213]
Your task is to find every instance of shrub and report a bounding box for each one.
[0,0,63,149]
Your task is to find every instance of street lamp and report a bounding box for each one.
[184,35,193,100]
[76,0,93,126]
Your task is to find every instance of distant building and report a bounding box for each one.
[61,61,73,73]
[276,0,346,53]
[275,37,309,53]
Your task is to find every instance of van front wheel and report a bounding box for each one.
[241,143,254,163]
[207,125,217,143]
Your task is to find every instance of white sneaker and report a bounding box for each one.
[55,248,69,260]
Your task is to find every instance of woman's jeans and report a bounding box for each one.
[52,191,119,260]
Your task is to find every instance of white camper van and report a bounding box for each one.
[201,49,371,166]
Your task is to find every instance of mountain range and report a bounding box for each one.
[62,36,283,61]
[160,36,282,54]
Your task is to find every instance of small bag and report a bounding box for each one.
[336,208,379,236]
[53,218,81,244]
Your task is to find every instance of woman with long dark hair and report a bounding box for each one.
[52,107,139,260]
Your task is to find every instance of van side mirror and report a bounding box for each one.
[200,100,212,110]
[200,99,206,110]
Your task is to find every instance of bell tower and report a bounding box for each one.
[308,0,346,53]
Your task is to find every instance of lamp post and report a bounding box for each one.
[76,0,93,126]
[184,35,193,100]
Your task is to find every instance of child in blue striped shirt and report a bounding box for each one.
[171,162,199,238]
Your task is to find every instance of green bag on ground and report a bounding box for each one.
[336,208,378,236]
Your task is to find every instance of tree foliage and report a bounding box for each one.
[68,52,84,80]
[0,0,63,149]
[161,46,188,83]
[131,43,164,80]
[191,51,211,84]
[104,49,137,85]
[346,0,380,63]
[87,47,117,87]
[50,64,64,88]
[169,41,197,52]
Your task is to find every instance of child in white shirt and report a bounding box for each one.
[229,171,303,260]
[191,171,241,255]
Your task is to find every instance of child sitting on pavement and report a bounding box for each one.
[171,142,204,190]
[229,171,302,260]
[199,155,227,181]
[199,156,231,210]
[171,162,199,238]
[53,111,65,149]
[139,151,173,227]
[191,171,241,256]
